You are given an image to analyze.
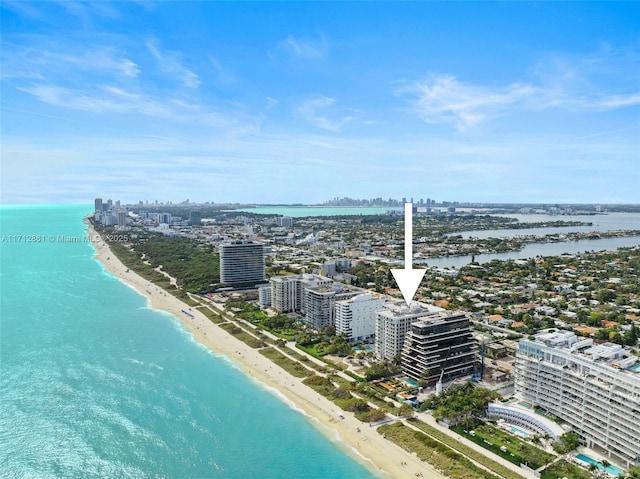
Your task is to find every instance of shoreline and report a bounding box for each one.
[85,221,448,479]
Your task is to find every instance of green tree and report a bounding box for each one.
[624,465,640,479]
[552,432,580,454]
[364,360,399,381]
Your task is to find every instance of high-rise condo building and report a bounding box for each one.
[304,287,337,331]
[515,330,640,468]
[189,211,202,226]
[270,275,301,313]
[269,274,362,330]
[270,274,334,314]
[303,285,360,331]
[276,216,293,227]
[101,214,117,226]
[94,198,103,214]
[401,311,477,384]
[335,294,387,344]
[258,285,271,308]
[117,211,127,227]
[219,241,265,285]
[375,301,444,360]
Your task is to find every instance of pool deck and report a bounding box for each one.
[574,447,625,476]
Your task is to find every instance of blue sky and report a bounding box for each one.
[1,1,639,204]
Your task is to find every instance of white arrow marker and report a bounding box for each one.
[391,203,426,307]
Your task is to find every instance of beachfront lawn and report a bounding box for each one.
[198,306,226,324]
[172,290,200,306]
[539,459,593,479]
[219,322,266,349]
[295,344,345,371]
[296,342,327,358]
[378,422,501,479]
[452,423,555,470]
[353,382,398,413]
[300,375,388,422]
[302,374,334,396]
[225,299,301,339]
[259,348,312,378]
[407,419,526,479]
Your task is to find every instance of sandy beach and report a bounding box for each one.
[86,221,448,479]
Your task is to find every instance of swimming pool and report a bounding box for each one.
[353,346,373,353]
[576,453,624,477]
[404,378,419,387]
[508,425,530,438]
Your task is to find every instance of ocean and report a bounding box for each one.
[0,205,376,479]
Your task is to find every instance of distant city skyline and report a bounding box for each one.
[1,2,639,204]
[93,195,635,208]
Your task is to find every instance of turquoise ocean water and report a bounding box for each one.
[0,205,377,479]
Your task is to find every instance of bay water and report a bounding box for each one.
[0,205,376,479]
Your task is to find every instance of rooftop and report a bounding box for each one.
[529,329,639,372]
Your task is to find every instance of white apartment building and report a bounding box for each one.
[375,301,444,360]
[304,286,360,331]
[304,287,337,331]
[298,274,334,315]
[219,240,265,285]
[269,273,362,330]
[270,275,300,312]
[270,274,333,314]
[335,294,387,344]
[258,285,271,308]
[516,330,640,468]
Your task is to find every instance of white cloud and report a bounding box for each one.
[265,97,279,110]
[19,84,165,116]
[398,75,537,131]
[571,93,640,110]
[276,34,327,59]
[209,56,237,86]
[17,83,253,129]
[146,40,200,88]
[0,42,139,80]
[399,71,640,131]
[1,0,41,18]
[295,96,357,132]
